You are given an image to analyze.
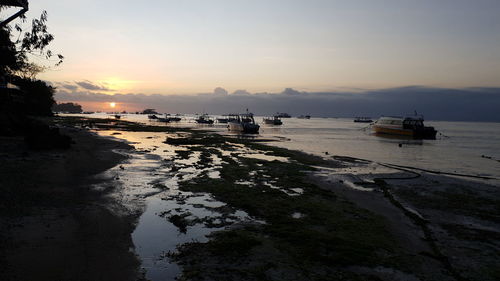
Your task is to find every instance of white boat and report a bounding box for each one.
[373,116,437,139]
[263,116,283,125]
[228,111,260,134]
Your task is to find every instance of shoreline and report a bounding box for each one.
[0,124,141,281]
[1,116,498,281]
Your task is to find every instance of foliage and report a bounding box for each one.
[53,102,83,113]
[1,10,63,78]
[13,77,56,116]
[0,27,17,75]
[1,10,63,117]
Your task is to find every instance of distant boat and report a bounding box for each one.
[216,114,238,124]
[157,117,170,122]
[276,112,291,118]
[195,114,214,124]
[228,111,260,134]
[165,114,182,122]
[148,114,158,119]
[297,115,311,119]
[216,117,229,124]
[354,117,373,123]
[263,115,283,125]
[114,114,121,119]
[373,116,437,139]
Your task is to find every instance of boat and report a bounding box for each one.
[297,115,311,119]
[228,111,260,134]
[354,117,373,123]
[157,117,170,122]
[216,117,229,124]
[148,114,158,120]
[263,115,283,125]
[216,114,237,124]
[165,114,181,122]
[276,112,291,118]
[195,114,214,124]
[114,114,121,119]
[372,116,437,139]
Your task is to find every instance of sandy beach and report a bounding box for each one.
[1,116,498,281]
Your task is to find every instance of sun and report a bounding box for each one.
[109,102,116,108]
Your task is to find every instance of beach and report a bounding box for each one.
[0,116,498,281]
[0,123,141,281]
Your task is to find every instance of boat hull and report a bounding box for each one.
[228,122,260,134]
[263,119,282,125]
[373,125,437,139]
[373,125,414,137]
[196,119,214,124]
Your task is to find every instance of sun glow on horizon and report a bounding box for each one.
[109,102,116,108]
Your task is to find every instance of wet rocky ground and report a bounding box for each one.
[2,116,498,281]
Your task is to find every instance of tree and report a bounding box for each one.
[53,102,83,113]
[2,10,64,78]
[1,10,63,116]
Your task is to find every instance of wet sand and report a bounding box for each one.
[0,127,141,281]
[1,117,498,281]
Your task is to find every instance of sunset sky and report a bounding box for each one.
[8,0,498,97]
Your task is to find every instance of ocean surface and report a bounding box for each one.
[77,113,500,180]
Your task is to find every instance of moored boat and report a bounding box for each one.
[354,117,373,123]
[276,112,291,118]
[263,115,283,125]
[217,114,238,124]
[165,114,182,122]
[195,114,214,124]
[297,115,311,119]
[228,111,260,134]
[373,116,437,139]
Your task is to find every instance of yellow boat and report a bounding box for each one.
[373,116,437,139]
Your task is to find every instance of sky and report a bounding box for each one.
[2,0,500,117]
[7,0,499,92]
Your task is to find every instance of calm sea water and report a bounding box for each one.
[75,113,500,180]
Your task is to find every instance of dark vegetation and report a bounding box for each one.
[53,102,83,113]
[159,131,410,280]
[1,9,68,148]
[141,108,158,114]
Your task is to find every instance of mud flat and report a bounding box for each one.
[2,116,498,281]
[0,118,140,281]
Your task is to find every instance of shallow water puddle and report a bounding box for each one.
[240,153,289,162]
[95,130,259,281]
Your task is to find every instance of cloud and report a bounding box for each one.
[281,88,305,96]
[54,86,500,122]
[232,89,251,95]
[75,80,110,91]
[213,87,228,95]
[56,82,78,91]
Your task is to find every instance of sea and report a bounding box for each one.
[79,113,500,180]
